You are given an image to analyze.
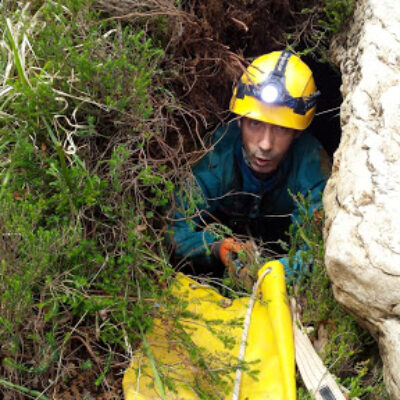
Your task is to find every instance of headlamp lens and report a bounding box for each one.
[260,83,279,104]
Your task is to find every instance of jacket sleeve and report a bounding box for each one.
[291,134,331,224]
[168,173,219,263]
[168,124,238,265]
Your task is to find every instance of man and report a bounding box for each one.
[169,50,330,285]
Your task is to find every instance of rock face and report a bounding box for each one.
[324,0,400,398]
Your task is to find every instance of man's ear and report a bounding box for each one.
[237,118,242,129]
[293,130,301,139]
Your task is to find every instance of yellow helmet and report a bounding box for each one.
[229,51,319,130]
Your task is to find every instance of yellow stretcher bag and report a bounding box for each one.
[123,261,296,399]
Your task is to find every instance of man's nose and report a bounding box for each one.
[258,127,273,152]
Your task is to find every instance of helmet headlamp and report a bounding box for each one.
[235,51,320,115]
[260,83,280,104]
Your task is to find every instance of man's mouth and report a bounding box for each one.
[254,157,272,167]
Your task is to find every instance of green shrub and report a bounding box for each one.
[0,1,175,397]
[286,0,355,60]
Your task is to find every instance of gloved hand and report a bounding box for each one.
[279,250,312,282]
[216,238,255,290]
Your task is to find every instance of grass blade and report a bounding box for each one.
[5,18,31,89]
[0,378,49,400]
[138,323,166,400]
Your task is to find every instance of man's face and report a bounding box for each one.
[239,117,297,175]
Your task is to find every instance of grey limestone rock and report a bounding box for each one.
[324,0,400,398]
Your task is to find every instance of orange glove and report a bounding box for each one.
[219,238,243,267]
[218,238,254,290]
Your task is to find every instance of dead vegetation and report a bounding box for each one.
[95,0,329,137]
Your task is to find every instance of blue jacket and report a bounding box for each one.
[170,121,330,270]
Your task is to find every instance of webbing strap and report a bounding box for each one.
[291,298,347,400]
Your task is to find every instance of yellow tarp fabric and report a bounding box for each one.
[123,261,296,399]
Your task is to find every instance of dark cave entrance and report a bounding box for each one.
[304,56,342,158]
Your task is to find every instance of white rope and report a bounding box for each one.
[231,267,271,400]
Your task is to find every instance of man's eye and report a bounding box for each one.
[276,126,291,135]
[250,120,261,128]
